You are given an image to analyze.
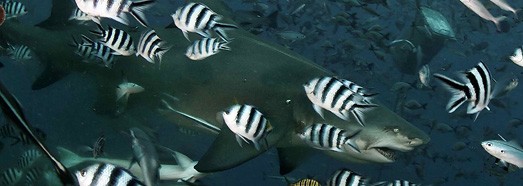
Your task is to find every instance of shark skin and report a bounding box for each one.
[0,0,430,175]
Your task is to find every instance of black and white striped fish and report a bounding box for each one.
[136,29,170,65]
[71,35,116,68]
[74,0,155,27]
[18,149,42,169]
[24,167,42,185]
[69,7,99,24]
[340,79,377,99]
[0,124,46,146]
[379,180,421,186]
[172,2,238,41]
[303,77,378,126]
[327,169,368,186]
[222,104,273,150]
[75,163,144,186]
[299,123,361,153]
[90,23,136,56]
[185,38,230,60]
[0,1,27,19]
[0,168,22,186]
[7,44,32,61]
[433,62,492,120]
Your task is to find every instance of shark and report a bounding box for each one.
[0,0,430,176]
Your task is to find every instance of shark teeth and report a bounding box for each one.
[375,147,396,160]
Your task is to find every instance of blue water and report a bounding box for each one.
[1,0,523,185]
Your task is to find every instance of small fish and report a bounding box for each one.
[0,1,27,20]
[290,4,306,15]
[185,38,230,61]
[7,44,32,61]
[481,134,523,170]
[172,2,238,41]
[339,79,377,99]
[418,64,431,88]
[222,104,272,150]
[303,77,378,126]
[433,62,492,120]
[18,149,42,169]
[0,168,22,186]
[136,29,170,65]
[491,75,518,98]
[92,135,106,159]
[299,123,361,153]
[75,163,145,186]
[24,167,42,185]
[459,0,509,32]
[69,7,99,24]
[277,31,306,42]
[289,178,321,186]
[116,81,144,102]
[71,35,117,68]
[509,47,523,67]
[90,23,136,56]
[74,0,155,27]
[327,169,368,186]
[380,180,421,186]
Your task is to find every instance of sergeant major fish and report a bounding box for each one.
[136,29,170,65]
[186,38,230,61]
[0,1,27,20]
[303,77,378,126]
[71,35,116,68]
[327,169,368,186]
[299,123,361,153]
[74,0,155,27]
[90,23,136,56]
[75,163,144,186]
[222,104,273,150]
[172,2,238,41]
[433,62,492,120]
[69,7,99,24]
[6,44,32,62]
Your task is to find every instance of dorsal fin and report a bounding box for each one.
[498,134,507,141]
[35,0,76,30]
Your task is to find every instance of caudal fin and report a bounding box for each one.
[433,73,468,113]
[492,16,510,33]
[214,22,238,42]
[129,0,155,27]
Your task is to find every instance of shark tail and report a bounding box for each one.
[433,73,468,113]
[129,0,155,27]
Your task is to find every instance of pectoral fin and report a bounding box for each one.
[31,63,69,90]
[277,147,313,175]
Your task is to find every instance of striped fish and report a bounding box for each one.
[90,23,136,56]
[136,29,170,65]
[433,62,492,120]
[381,180,421,186]
[18,149,42,169]
[303,77,378,126]
[327,169,368,186]
[24,167,42,185]
[7,44,32,61]
[75,163,144,186]
[0,123,17,138]
[172,2,238,41]
[340,79,378,100]
[289,178,321,186]
[0,168,22,186]
[74,0,155,27]
[185,38,230,60]
[0,124,46,146]
[72,35,116,68]
[0,1,27,19]
[222,104,273,150]
[69,7,99,24]
[299,123,361,153]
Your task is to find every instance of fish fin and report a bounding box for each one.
[35,0,76,30]
[129,0,155,27]
[31,63,70,90]
[55,146,86,168]
[182,31,190,41]
[498,134,507,141]
[164,22,176,29]
[312,104,324,119]
[89,22,105,37]
[344,130,362,153]
[235,135,245,148]
[113,14,131,26]
[277,147,312,175]
[493,16,510,33]
[352,104,379,126]
[172,151,194,170]
[472,111,480,122]
[433,73,468,113]
[128,156,137,169]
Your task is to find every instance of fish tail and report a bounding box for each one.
[219,41,231,51]
[492,16,509,32]
[214,23,238,42]
[433,73,468,113]
[352,104,378,127]
[129,0,155,27]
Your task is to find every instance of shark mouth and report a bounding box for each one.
[375,147,397,160]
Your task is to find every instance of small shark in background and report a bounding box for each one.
[0,0,430,176]
[56,146,206,184]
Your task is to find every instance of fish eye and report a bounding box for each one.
[501,150,505,153]
[487,143,492,146]
[80,170,86,176]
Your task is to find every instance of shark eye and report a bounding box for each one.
[501,150,505,153]
[487,143,492,147]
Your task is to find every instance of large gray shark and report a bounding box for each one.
[0,0,430,175]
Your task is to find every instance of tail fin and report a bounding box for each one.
[492,16,509,33]
[352,104,379,127]
[129,0,155,27]
[433,74,468,113]
[214,22,238,42]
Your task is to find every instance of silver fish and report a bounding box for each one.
[459,0,509,32]
[130,127,160,186]
[418,64,431,88]
[482,134,523,170]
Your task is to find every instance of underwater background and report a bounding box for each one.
[0,0,523,185]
